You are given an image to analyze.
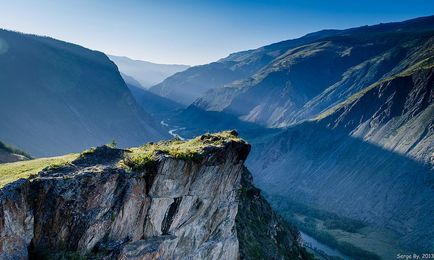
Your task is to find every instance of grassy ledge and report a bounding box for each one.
[121,131,241,172]
[0,131,242,188]
[0,153,78,188]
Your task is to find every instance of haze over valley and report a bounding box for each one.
[0,2,433,259]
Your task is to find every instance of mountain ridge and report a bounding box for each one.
[196,28,434,127]
[149,15,434,130]
[0,29,168,157]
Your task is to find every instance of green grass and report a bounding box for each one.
[121,131,241,171]
[0,131,241,186]
[0,153,78,188]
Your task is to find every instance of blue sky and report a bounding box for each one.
[0,0,433,65]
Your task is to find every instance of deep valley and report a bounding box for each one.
[0,11,433,260]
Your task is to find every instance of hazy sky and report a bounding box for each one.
[1,0,433,65]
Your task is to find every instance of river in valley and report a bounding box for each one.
[300,232,353,260]
[161,120,186,140]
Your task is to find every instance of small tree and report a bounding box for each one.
[108,139,117,148]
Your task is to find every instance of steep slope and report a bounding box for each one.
[150,62,252,106]
[247,67,434,257]
[148,15,434,127]
[0,132,311,260]
[196,16,434,127]
[126,83,184,122]
[108,55,188,89]
[149,29,343,106]
[0,141,30,163]
[0,29,167,157]
[118,73,184,120]
[317,66,434,164]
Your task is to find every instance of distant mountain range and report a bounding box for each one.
[146,15,434,258]
[0,29,168,157]
[155,15,434,128]
[149,61,249,105]
[108,55,189,89]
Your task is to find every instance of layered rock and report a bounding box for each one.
[0,132,309,259]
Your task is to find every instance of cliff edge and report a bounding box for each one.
[0,131,310,259]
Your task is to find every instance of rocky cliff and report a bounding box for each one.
[0,132,309,260]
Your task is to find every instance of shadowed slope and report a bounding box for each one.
[247,67,434,257]
[0,29,167,157]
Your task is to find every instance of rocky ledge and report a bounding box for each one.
[0,131,310,259]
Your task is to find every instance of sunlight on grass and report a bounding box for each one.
[0,153,78,188]
[0,131,241,187]
[121,131,241,171]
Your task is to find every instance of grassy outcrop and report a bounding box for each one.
[0,131,242,188]
[121,130,242,171]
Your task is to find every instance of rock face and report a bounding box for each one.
[236,169,309,259]
[0,133,309,259]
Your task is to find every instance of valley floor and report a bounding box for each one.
[275,199,406,260]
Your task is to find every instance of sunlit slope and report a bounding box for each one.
[0,153,78,188]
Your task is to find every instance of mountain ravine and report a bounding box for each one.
[0,131,311,260]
